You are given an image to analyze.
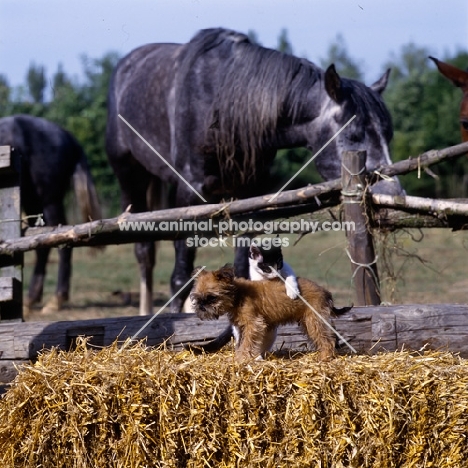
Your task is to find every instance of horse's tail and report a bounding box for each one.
[72,151,102,229]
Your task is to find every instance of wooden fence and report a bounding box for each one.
[0,146,22,321]
[0,142,468,385]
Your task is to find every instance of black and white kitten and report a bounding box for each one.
[248,243,300,298]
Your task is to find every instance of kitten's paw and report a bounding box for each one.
[286,286,300,300]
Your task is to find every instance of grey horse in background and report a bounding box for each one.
[106,27,403,315]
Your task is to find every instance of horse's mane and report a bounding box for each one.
[177,28,320,183]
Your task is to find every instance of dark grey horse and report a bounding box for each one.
[0,114,101,313]
[106,28,402,315]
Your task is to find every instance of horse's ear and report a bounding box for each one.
[370,69,391,94]
[429,56,468,91]
[325,64,345,103]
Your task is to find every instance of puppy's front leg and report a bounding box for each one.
[261,326,277,357]
[235,317,268,362]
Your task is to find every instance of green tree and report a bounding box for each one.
[247,30,261,45]
[384,43,431,83]
[46,52,121,214]
[51,63,71,98]
[320,34,363,80]
[80,52,121,203]
[0,75,11,113]
[277,28,293,55]
[384,45,468,197]
[26,63,47,103]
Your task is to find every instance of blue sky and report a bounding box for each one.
[1,0,467,89]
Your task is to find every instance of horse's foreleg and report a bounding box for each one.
[135,241,155,316]
[26,248,51,311]
[41,246,73,313]
[109,158,153,315]
[56,247,72,306]
[170,239,196,313]
[38,202,70,313]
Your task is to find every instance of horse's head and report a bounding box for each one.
[309,65,404,196]
[429,56,468,142]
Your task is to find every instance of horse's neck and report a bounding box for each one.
[272,124,309,149]
[270,91,324,149]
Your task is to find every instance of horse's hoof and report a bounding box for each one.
[23,297,39,319]
[22,303,31,319]
[41,295,66,314]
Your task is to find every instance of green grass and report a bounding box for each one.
[23,228,468,321]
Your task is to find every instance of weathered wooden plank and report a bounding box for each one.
[397,330,468,355]
[371,313,397,352]
[0,146,11,170]
[0,304,467,378]
[395,311,468,330]
[0,145,23,321]
[387,304,468,354]
[0,187,21,276]
[389,303,468,315]
[0,311,372,360]
[2,315,233,359]
[0,323,14,359]
[0,277,20,302]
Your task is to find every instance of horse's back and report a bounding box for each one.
[0,115,83,205]
[106,42,181,167]
[0,114,79,158]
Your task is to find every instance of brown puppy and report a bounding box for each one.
[190,265,351,362]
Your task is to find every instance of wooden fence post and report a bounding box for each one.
[0,146,23,321]
[341,150,380,306]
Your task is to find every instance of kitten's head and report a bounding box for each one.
[249,243,283,279]
[190,265,237,320]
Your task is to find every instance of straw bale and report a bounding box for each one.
[0,339,467,467]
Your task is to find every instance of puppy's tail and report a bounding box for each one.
[332,304,353,350]
[332,304,353,316]
[184,325,233,354]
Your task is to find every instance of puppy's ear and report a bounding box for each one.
[214,264,235,282]
[191,266,206,278]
